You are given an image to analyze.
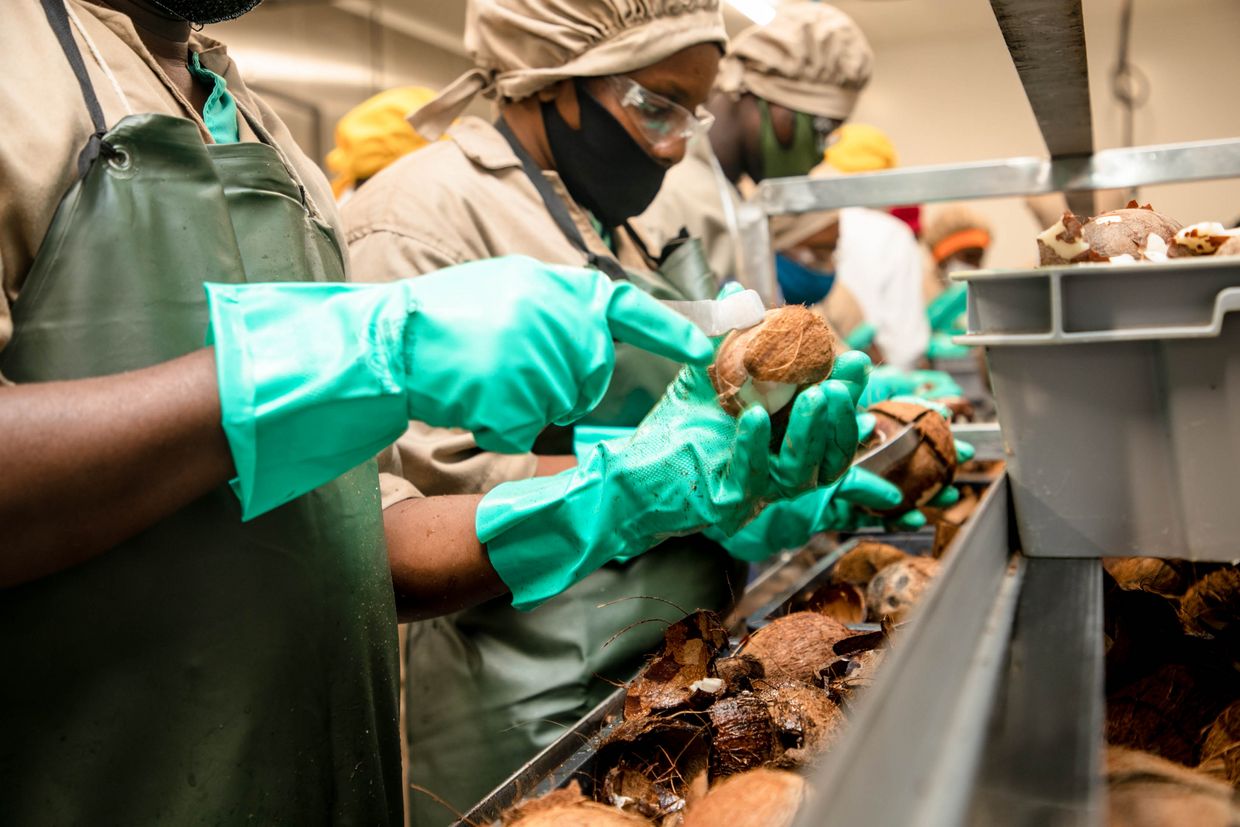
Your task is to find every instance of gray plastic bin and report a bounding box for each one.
[954,256,1240,561]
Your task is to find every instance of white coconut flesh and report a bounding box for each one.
[1038,218,1091,260]
[736,378,799,414]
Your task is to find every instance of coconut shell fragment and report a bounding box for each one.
[757,679,845,768]
[624,610,730,720]
[866,556,940,624]
[742,612,855,684]
[596,717,710,821]
[714,655,766,693]
[1104,558,1189,598]
[706,693,779,777]
[503,781,653,826]
[1178,566,1240,643]
[860,400,958,514]
[1107,747,1240,827]
[1037,202,1183,265]
[682,769,806,827]
[805,582,867,625]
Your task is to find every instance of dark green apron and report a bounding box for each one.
[407,122,745,825]
[0,5,401,824]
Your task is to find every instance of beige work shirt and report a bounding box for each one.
[637,135,741,286]
[343,116,672,504]
[0,1,341,384]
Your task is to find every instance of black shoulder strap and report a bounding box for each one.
[492,117,629,283]
[39,0,111,177]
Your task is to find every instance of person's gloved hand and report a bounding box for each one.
[844,320,877,352]
[205,255,713,520]
[926,282,969,333]
[858,366,964,408]
[707,467,903,561]
[478,362,774,610]
[927,331,972,361]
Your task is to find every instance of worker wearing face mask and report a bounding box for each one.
[921,205,993,361]
[0,0,790,823]
[638,2,874,287]
[341,0,893,820]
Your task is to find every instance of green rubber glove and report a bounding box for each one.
[205,255,713,520]
[709,467,904,561]
[859,366,964,408]
[845,321,878,352]
[478,362,774,610]
[927,331,972,361]
[927,282,969,332]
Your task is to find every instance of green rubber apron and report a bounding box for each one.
[406,121,746,826]
[0,4,401,824]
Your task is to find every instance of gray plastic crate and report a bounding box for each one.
[955,256,1240,561]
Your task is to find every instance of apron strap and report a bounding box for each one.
[493,117,630,284]
[40,0,113,178]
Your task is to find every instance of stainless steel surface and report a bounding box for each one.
[753,138,1240,215]
[968,558,1105,827]
[953,422,1006,462]
[853,423,920,478]
[988,0,1095,215]
[796,476,1019,827]
[735,201,777,305]
[659,289,765,336]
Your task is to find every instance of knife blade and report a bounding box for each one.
[660,289,765,337]
[853,424,919,478]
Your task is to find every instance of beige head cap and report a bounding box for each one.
[716,2,873,120]
[411,0,728,140]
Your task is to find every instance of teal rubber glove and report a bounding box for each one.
[845,321,877,352]
[709,467,904,561]
[927,331,972,361]
[858,366,964,408]
[478,362,774,610]
[205,255,713,520]
[926,282,969,332]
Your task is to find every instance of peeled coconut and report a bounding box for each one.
[830,541,909,588]
[1218,236,1240,257]
[624,610,729,720]
[1037,202,1182,265]
[742,612,855,684]
[1198,701,1240,786]
[1107,746,1240,827]
[860,400,958,514]
[1169,222,1240,257]
[866,556,941,624]
[1103,558,1190,598]
[709,305,836,447]
[756,679,845,768]
[503,781,652,826]
[682,769,806,827]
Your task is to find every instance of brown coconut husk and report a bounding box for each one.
[682,769,806,827]
[1179,566,1240,643]
[714,655,766,694]
[860,401,958,514]
[624,611,730,720]
[756,679,845,767]
[1038,202,1182,265]
[830,542,909,588]
[1107,746,1240,827]
[866,556,941,624]
[1102,577,1189,690]
[742,612,855,684]
[804,582,867,625]
[1199,701,1240,787]
[1104,558,1190,598]
[1107,661,1238,766]
[706,693,779,777]
[503,781,653,826]
[820,646,886,705]
[595,717,710,821]
[709,306,836,447]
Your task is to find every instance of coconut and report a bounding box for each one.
[756,679,845,767]
[1199,701,1240,786]
[1107,746,1240,827]
[1179,566,1240,642]
[706,693,779,777]
[820,647,886,705]
[1037,202,1182,265]
[595,717,710,821]
[624,611,730,720]
[709,306,836,448]
[1106,661,1237,766]
[1218,236,1240,257]
[1169,222,1240,257]
[714,655,766,693]
[742,612,855,684]
[866,555,940,624]
[503,781,653,826]
[682,769,806,827]
[804,582,867,625]
[1104,558,1190,598]
[830,542,910,588]
[860,401,958,514]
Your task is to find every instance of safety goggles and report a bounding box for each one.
[603,74,715,151]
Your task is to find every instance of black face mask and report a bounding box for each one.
[541,78,669,229]
[149,0,264,24]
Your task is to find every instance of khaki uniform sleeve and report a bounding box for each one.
[345,227,463,285]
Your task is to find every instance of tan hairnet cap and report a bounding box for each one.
[717,2,873,120]
[411,0,727,140]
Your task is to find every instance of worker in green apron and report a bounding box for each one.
[1,1,788,822]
